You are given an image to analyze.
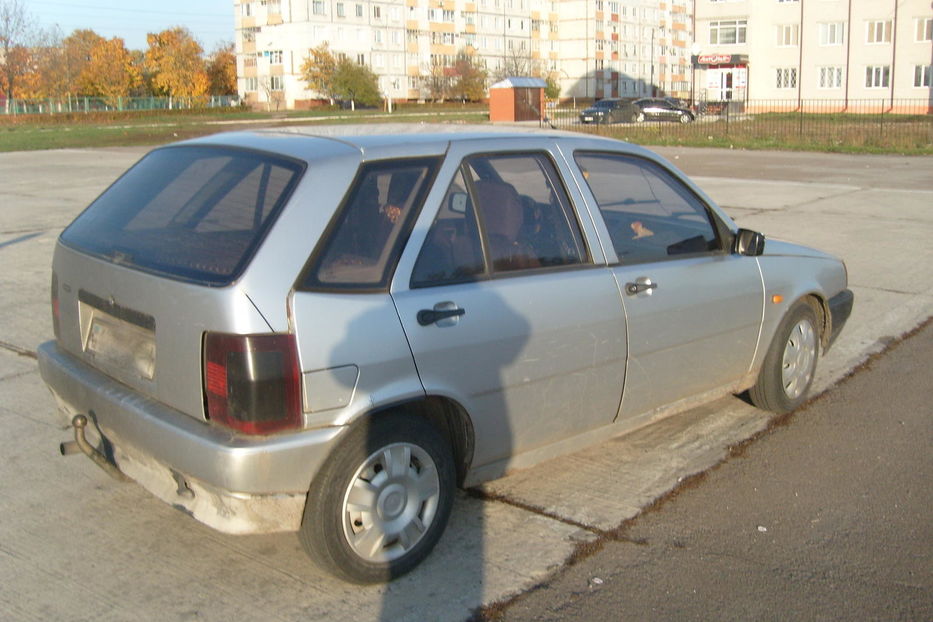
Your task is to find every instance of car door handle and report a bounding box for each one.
[625,279,658,296]
[417,307,465,326]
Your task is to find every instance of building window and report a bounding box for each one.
[777,0,799,3]
[312,0,325,15]
[915,65,932,88]
[443,9,455,21]
[373,6,381,18]
[356,4,363,17]
[269,75,284,91]
[777,24,799,46]
[336,3,345,17]
[268,50,283,64]
[818,22,845,46]
[776,67,797,89]
[710,20,747,45]
[818,66,843,89]
[865,65,890,88]
[241,3,252,17]
[244,77,258,91]
[916,17,933,42]
[866,20,892,44]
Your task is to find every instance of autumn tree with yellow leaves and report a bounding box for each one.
[80,37,141,107]
[206,43,237,96]
[300,42,338,102]
[144,27,209,102]
[1,1,233,108]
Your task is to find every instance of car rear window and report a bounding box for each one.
[59,145,304,285]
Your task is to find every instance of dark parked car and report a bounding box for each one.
[632,98,696,123]
[578,98,634,124]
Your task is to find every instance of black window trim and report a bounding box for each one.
[409,149,597,290]
[573,149,733,268]
[297,155,443,294]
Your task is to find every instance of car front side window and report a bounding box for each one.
[411,152,589,287]
[575,152,722,264]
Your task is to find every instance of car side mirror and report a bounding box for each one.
[734,228,765,256]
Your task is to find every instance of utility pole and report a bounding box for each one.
[651,27,656,97]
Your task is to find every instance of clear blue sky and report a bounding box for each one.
[27,0,235,51]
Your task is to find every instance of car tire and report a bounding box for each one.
[299,413,456,584]
[749,300,820,414]
[679,112,693,124]
[633,112,646,123]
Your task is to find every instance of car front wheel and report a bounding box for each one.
[750,300,819,413]
[299,413,456,583]
[679,112,693,124]
[633,111,646,123]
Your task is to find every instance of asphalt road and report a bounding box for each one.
[498,320,933,621]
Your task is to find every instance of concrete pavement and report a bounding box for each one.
[0,144,930,621]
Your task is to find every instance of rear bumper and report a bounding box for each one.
[826,289,854,350]
[38,341,347,532]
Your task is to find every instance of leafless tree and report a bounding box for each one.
[0,0,37,110]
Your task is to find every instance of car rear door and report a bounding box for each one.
[573,150,763,420]
[391,140,627,471]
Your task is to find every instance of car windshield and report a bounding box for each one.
[594,100,615,108]
[60,145,304,285]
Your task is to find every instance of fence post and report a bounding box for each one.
[880,99,884,138]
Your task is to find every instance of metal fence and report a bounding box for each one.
[1,95,241,115]
[546,99,933,152]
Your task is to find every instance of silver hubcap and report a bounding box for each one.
[781,319,817,400]
[342,443,440,563]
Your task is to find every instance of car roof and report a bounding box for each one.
[173,123,637,163]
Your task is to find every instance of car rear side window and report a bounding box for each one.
[302,158,440,291]
[59,145,304,285]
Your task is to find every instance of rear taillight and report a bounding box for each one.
[51,272,61,339]
[203,332,302,435]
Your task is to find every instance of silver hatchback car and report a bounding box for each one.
[38,127,852,583]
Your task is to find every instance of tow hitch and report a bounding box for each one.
[59,414,130,482]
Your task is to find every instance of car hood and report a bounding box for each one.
[763,238,838,262]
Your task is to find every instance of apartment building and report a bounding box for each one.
[692,0,933,108]
[235,0,931,109]
[556,0,693,100]
[234,0,694,108]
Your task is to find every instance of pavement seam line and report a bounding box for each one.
[0,341,37,360]
[465,487,647,546]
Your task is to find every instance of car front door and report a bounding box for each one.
[574,151,764,420]
[392,144,627,472]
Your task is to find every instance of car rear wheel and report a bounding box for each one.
[750,300,819,413]
[679,112,693,124]
[633,111,646,123]
[299,413,455,583]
